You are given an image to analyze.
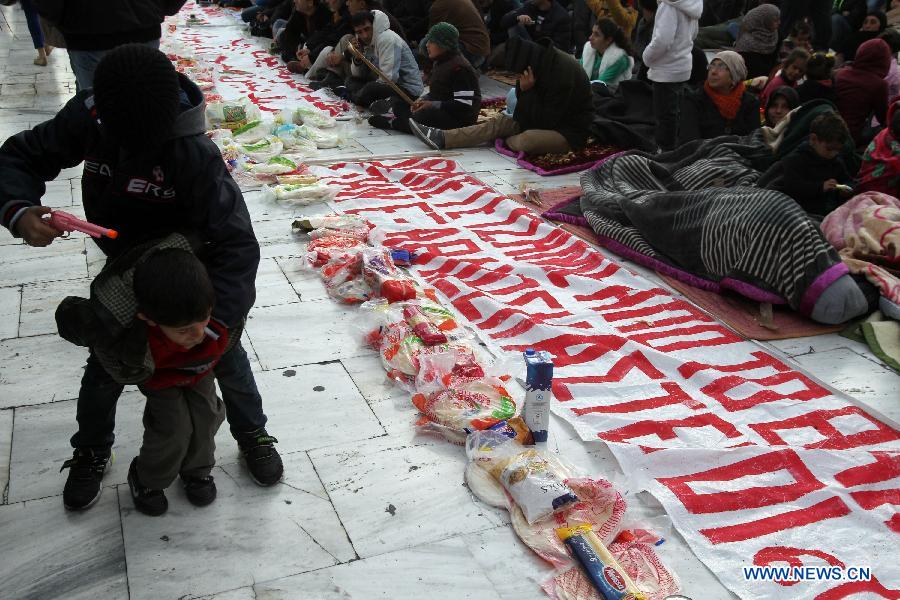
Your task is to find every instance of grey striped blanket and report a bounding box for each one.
[579,136,844,312]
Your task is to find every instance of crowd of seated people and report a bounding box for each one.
[216,0,898,208]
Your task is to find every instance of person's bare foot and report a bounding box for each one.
[34,47,48,66]
[44,45,54,56]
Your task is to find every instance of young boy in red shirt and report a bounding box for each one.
[57,237,234,515]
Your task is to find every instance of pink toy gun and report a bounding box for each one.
[45,210,118,239]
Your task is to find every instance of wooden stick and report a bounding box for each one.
[347,41,416,106]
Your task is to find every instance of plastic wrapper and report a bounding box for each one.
[237,136,283,162]
[277,173,319,186]
[319,251,373,304]
[292,215,373,242]
[403,305,447,345]
[206,97,261,130]
[294,124,341,149]
[263,182,335,205]
[362,247,416,303]
[290,105,337,128]
[467,431,578,524]
[249,156,298,175]
[273,123,320,153]
[306,235,367,268]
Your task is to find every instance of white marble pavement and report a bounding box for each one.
[0,4,896,600]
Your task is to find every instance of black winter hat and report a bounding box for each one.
[93,44,181,149]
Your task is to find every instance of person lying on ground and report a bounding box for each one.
[581,18,634,92]
[344,10,424,108]
[759,47,809,106]
[680,51,761,143]
[369,22,481,133]
[0,44,283,512]
[409,35,592,155]
[764,85,800,127]
[759,111,856,218]
[57,244,229,518]
[835,37,892,148]
[797,51,838,104]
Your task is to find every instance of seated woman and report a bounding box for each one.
[835,38,891,148]
[733,3,781,78]
[279,0,332,66]
[840,10,887,61]
[580,18,634,92]
[764,85,800,127]
[857,100,900,195]
[680,51,761,143]
[797,52,838,104]
[409,36,593,155]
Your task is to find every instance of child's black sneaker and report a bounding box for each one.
[60,447,111,511]
[127,458,168,516]
[236,428,284,486]
[182,474,217,507]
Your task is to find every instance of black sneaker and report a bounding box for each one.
[60,447,110,511]
[368,98,393,116]
[236,428,284,486]
[409,120,445,150]
[182,474,217,507]
[368,114,393,130]
[127,458,168,516]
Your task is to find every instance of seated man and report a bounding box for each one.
[369,23,481,133]
[428,0,491,69]
[500,0,572,51]
[345,10,424,108]
[410,36,592,155]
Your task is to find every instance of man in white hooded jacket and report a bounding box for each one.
[347,10,424,108]
[641,0,702,150]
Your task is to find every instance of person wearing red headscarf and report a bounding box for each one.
[835,38,892,147]
[857,100,900,195]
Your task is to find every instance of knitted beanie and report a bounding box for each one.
[713,50,748,86]
[425,22,459,51]
[93,44,181,149]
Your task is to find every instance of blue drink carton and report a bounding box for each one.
[523,348,553,443]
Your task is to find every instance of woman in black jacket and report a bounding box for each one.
[680,51,761,144]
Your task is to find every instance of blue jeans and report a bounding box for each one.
[69,39,160,92]
[19,0,44,50]
[71,341,268,449]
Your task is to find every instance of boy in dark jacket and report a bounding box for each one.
[760,112,855,217]
[58,239,230,516]
[369,23,482,133]
[0,45,283,511]
[411,36,592,155]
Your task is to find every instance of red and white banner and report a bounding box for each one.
[315,158,900,599]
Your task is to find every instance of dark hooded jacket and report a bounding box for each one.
[764,85,800,127]
[505,37,594,149]
[835,38,892,146]
[305,4,353,58]
[500,0,572,51]
[758,141,853,216]
[33,0,186,50]
[0,75,260,328]
[679,84,761,143]
[279,1,334,62]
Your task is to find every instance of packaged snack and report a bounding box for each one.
[249,156,298,175]
[277,173,318,186]
[264,182,334,204]
[238,136,283,162]
[294,124,340,149]
[273,123,319,153]
[207,97,261,130]
[306,235,367,267]
[557,525,646,600]
[291,105,337,128]
[403,305,447,346]
[466,431,578,524]
[362,248,416,303]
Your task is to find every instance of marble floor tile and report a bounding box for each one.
[0,492,128,600]
[0,408,11,502]
[495,167,583,191]
[462,525,555,600]
[7,391,144,504]
[452,148,519,173]
[249,215,311,260]
[217,363,384,463]
[244,300,371,370]
[763,333,874,360]
[0,285,20,340]
[279,450,330,501]
[42,180,74,208]
[790,348,900,426]
[253,537,503,600]
[359,134,422,156]
[340,353,398,403]
[196,587,256,600]
[308,434,506,558]
[119,461,353,600]
[18,278,91,337]
[0,237,87,287]
[0,334,89,408]
[275,255,330,302]
[253,257,300,308]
